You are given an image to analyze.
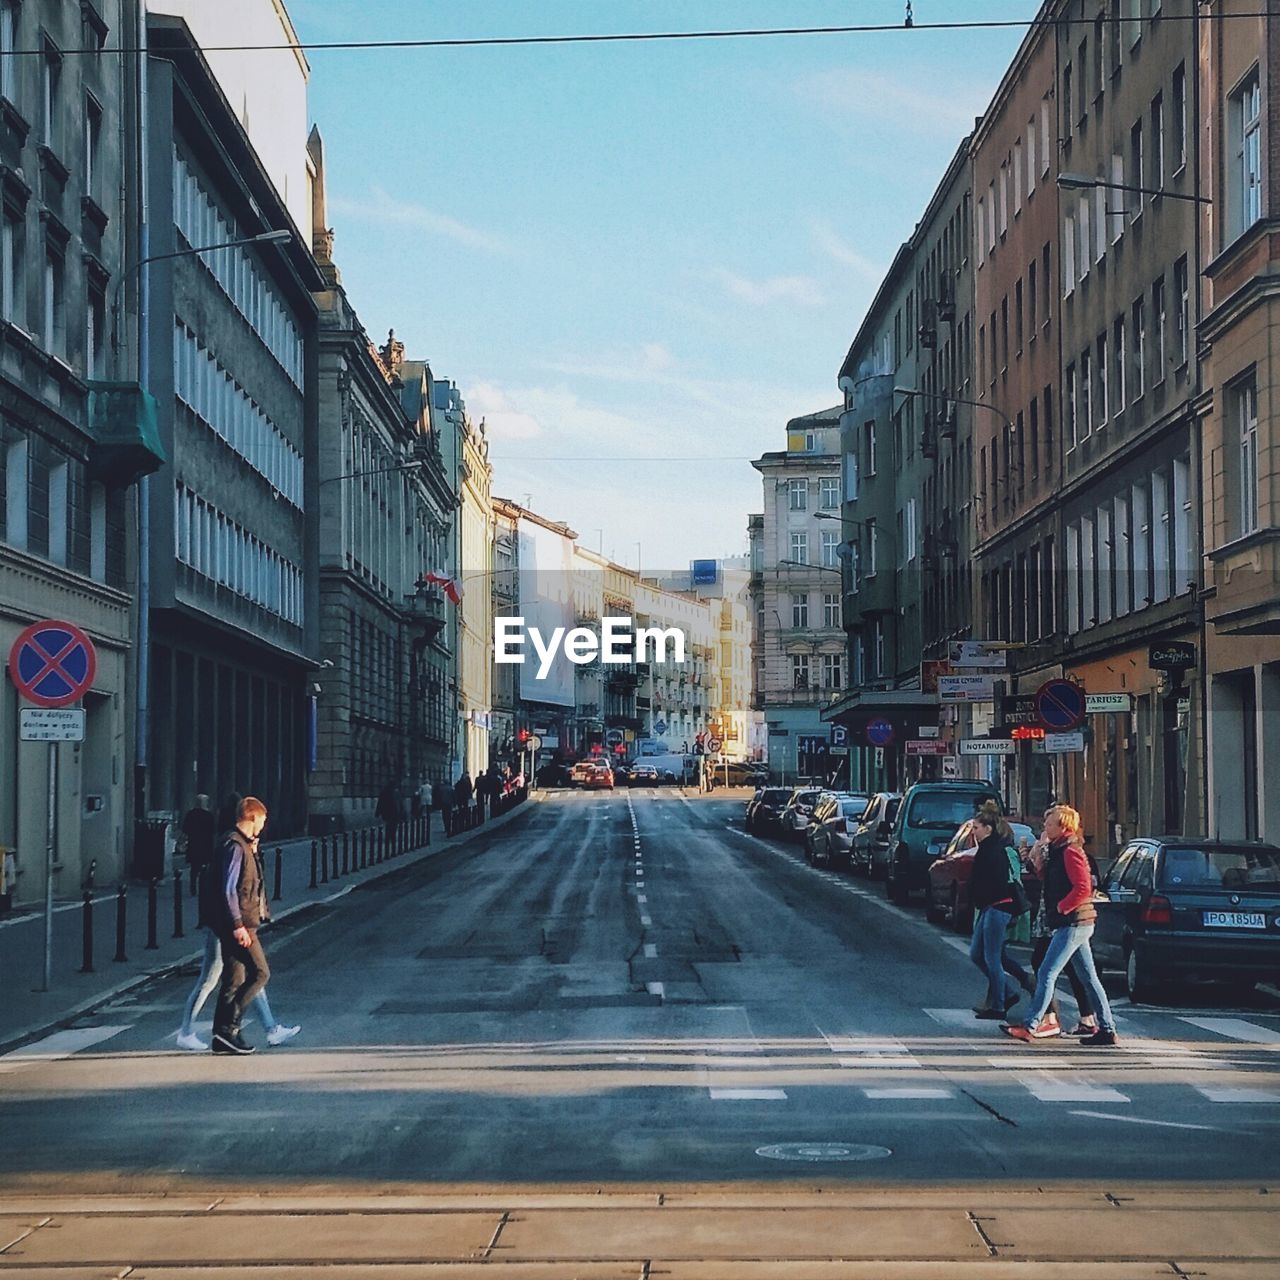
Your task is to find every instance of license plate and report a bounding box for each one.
[1203,911,1267,929]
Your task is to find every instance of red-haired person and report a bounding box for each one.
[1003,805,1118,1047]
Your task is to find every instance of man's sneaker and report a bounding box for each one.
[176,1031,208,1052]
[1038,1014,1062,1037]
[212,1031,256,1055]
[1079,1028,1118,1046]
[1001,1023,1060,1042]
[266,1023,300,1047]
[1067,1022,1099,1037]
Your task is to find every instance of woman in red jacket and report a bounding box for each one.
[1002,805,1118,1047]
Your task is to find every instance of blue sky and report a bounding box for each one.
[289,0,1043,569]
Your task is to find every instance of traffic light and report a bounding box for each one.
[517,728,531,744]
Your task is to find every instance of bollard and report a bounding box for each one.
[172,867,184,939]
[360,828,367,870]
[331,834,339,880]
[145,878,159,950]
[114,885,127,962]
[273,847,283,901]
[375,828,383,864]
[426,809,432,847]
[321,835,330,884]
[78,889,94,973]
[310,839,318,889]
[342,831,350,876]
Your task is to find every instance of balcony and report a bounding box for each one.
[405,584,448,641]
[87,381,166,487]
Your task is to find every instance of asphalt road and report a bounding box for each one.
[3,788,1280,1187]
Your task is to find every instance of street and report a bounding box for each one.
[4,788,1280,1190]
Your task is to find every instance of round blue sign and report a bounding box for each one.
[866,717,895,747]
[655,720,667,736]
[1035,679,1085,732]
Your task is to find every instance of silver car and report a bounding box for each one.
[778,787,823,842]
[805,792,871,867]
[849,792,902,879]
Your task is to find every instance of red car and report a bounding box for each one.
[581,763,615,790]
[926,817,1036,933]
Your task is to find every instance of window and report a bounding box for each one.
[1236,374,1259,537]
[1172,64,1187,171]
[1014,139,1023,212]
[1040,98,1051,175]
[819,476,839,509]
[1063,63,1074,140]
[1097,503,1113,624]
[1080,347,1092,439]
[84,94,102,199]
[1152,469,1171,604]
[89,482,107,581]
[987,179,996,252]
[1152,277,1167,382]
[47,458,66,566]
[1063,211,1076,294]
[999,161,1009,236]
[849,542,860,593]
[790,531,808,564]
[1,203,22,325]
[1151,93,1164,195]
[1173,455,1193,596]
[1041,244,1051,326]
[823,592,840,628]
[1113,315,1127,408]
[1043,387,1054,467]
[1077,37,1088,121]
[1028,257,1037,337]
[1015,278,1024,354]
[1132,296,1146,400]
[1096,334,1109,427]
[865,421,877,475]
[1229,70,1262,238]
[42,243,63,356]
[873,619,885,677]
[866,518,878,576]
[1114,493,1131,616]
[788,478,807,511]
[1127,0,1142,47]
[4,435,27,548]
[86,282,105,379]
[1130,120,1144,221]
[844,451,859,501]
[1027,118,1037,193]
[905,498,918,563]
[821,529,839,568]
[1066,523,1080,631]
[1109,152,1126,242]
[1093,16,1105,97]
[1078,193,1091,279]
[0,2,16,103]
[1133,479,1151,606]
[40,37,60,149]
[792,594,809,628]
[976,198,986,266]
[1029,396,1040,477]
[792,654,810,691]
[1174,256,1189,367]
[1066,361,1078,449]
[822,653,843,690]
[1094,183,1106,263]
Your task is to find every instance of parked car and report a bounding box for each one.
[535,762,570,787]
[926,817,1037,932]
[778,788,824,843]
[806,793,871,867]
[612,761,631,785]
[885,780,1004,905]
[629,764,659,786]
[581,762,614,790]
[1091,838,1280,1000]
[745,787,791,832]
[848,793,902,879]
[721,760,768,786]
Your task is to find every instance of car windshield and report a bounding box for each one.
[759,789,788,804]
[841,797,870,816]
[1159,847,1280,891]
[906,791,1000,829]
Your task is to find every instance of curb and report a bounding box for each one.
[0,797,537,1057]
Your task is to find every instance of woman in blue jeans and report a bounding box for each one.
[1003,804,1118,1047]
[969,814,1033,1019]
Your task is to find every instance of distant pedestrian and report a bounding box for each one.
[433,778,454,837]
[376,780,402,850]
[454,773,473,831]
[969,813,1033,1019]
[210,796,276,1055]
[180,794,216,896]
[1003,805,1117,1047]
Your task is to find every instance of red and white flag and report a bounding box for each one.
[421,571,462,604]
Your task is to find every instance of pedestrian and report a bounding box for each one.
[376,779,401,850]
[210,796,275,1055]
[1003,804,1118,1047]
[969,813,1034,1019]
[180,794,216,896]
[474,769,488,826]
[433,777,454,837]
[454,772,473,831]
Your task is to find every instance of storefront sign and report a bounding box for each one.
[939,675,996,703]
[905,739,950,756]
[1148,641,1196,671]
[948,640,1008,669]
[959,737,1016,756]
[1085,693,1134,714]
[999,693,1039,727]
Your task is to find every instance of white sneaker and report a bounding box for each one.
[266,1023,300,1047]
[176,1031,208,1052]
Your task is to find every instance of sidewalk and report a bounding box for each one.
[0,794,539,1053]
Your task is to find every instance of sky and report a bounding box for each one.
[287,0,1044,570]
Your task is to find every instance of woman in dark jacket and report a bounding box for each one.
[969,815,1033,1019]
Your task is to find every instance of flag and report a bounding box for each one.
[421,571,462,605]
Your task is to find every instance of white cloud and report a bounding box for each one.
[329,186,509,255]
[466,382,543,442]
[809,218,884,281]
[794,66,987,136]
[711,269,827,308]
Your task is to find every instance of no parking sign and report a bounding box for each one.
[9,619,97,707]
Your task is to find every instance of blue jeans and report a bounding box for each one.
[1024,923,1114,1033]
[970,907,1032,1009]
[180,928,276,1034]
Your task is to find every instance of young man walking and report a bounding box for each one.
[211,796,272,1055]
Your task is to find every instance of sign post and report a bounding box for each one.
[8,620,97,992]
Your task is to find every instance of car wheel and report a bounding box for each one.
[1126,944,1162,1003]
[887,862,909,906]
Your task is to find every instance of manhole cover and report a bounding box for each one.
[756,1142,892,1163]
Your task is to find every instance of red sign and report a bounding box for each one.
[9,620,97,708]
[905,739,950,756]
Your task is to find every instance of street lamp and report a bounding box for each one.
[1055,171,1212,206]
[320,460,426,486]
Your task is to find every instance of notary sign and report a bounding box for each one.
[938,675,996,703]
[20,708,85,741]
[959,738,1016,756]
[1085,693,1134,714]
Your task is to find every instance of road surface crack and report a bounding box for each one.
[958,1088,1018,1126]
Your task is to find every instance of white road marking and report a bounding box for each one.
[644,943,658,958]
[640,914,652,925]
[1069,1110,1218,1131]
[646,982,665,998]
[1,1025,131,1067]
[864,1086,953,1099]
[710,1088,787,1100]
[637,894,647,903]
[1195,1086,1280,1103]
[1181,1017,1280,1046]
[1012,1069,1129,1103]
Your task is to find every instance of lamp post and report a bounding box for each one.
[128,225,293,858]
[1055,171,1212,206]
